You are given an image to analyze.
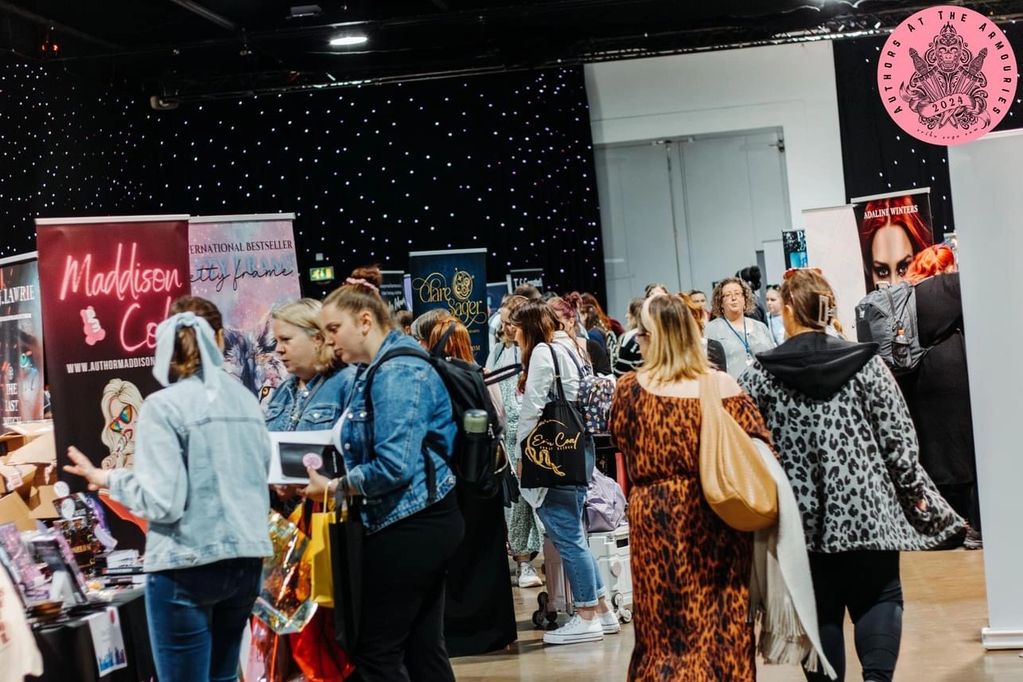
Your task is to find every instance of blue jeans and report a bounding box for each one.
[537,486,605,607]
[146,558,263,682]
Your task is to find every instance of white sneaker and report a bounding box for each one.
[599,610,621,634]
[517,562,543,588]
[542,614,604,645]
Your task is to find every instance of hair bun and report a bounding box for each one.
[349,265,383,290]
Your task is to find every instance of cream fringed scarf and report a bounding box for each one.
[749,440,837,680]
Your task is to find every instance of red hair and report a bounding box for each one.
[427,314,474,364]
[906,244,955,284]
[858,195,932,264]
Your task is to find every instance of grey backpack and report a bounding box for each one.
[855,282,927,374]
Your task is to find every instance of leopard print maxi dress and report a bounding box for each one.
[610,373,771,682]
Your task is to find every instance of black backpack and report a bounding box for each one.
[855,282,927,374]
[362,324,509,500]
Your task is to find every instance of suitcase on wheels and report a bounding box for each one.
[532,527,633,629]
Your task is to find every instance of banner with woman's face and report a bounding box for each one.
[852,189,938,291]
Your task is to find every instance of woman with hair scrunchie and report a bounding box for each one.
[65,296,273,682]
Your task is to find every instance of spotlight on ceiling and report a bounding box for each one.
[329,34,368,47]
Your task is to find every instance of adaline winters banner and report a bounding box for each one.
[851,189,936,292]
[189,215,301,407]
[409,248,489,366]
[37,216,191,547]
[0,255,45,424]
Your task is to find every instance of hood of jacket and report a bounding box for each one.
[755,332,878,400]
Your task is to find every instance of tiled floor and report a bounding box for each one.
[451,549,1023,681]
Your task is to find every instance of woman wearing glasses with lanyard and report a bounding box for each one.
[705,277,776,379]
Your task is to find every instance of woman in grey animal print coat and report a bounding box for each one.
[738,269,963,682]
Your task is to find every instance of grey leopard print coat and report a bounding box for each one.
[739,355,963,552]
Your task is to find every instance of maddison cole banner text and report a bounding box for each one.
[0,255,45,424]
[409,248,489,366]
[189,215,300,406]
[37,216,190,546]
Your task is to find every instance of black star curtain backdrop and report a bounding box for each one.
[833,23,1023,234]
[0,58,604,299]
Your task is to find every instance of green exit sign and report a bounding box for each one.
[309,266,335,283]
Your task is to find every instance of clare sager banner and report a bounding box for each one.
[189,214,301,407]
[0,253,44,424]
[851,189,935,292]
[37,216,190,508]
[410,248,488,366]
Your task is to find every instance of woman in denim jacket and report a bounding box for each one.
[303,266,464,682]
[65,296,271,682]
[264,298,353,682]
[511,301,619,646]
[265,299,345,433]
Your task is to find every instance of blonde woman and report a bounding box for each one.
[265,298,345,432]
[610,294,770,681]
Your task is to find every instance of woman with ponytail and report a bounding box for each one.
[738,269,963,682]
[302,266,464,682]
[65,296,272,682]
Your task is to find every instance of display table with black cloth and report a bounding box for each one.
[28,588,156,682]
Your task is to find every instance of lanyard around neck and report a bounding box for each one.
[725,317,751,355]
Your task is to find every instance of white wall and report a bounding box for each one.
[586,40,846,258]
[949,131,1023,649]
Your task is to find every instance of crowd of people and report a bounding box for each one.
[62,248,976,681]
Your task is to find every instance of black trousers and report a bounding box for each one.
[352,493,465,682]
[804,550,903,682]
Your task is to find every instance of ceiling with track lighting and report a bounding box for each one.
[4,1,1023,102]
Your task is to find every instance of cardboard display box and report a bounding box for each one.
[0,422,57,527]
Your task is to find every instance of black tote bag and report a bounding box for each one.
[329,491,363,653]
[519,344,589,488]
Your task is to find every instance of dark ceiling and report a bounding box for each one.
[4,0,1023,102]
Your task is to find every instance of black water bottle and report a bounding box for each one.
[461,408,490,485]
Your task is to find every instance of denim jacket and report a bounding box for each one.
[264,370,346,432]
[107,372,273,573]
[333,330,457,534]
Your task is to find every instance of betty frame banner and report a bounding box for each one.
[189,214,301,407]
[409,248,489,366]
[878,6,1018,145]
[0,252,45,425]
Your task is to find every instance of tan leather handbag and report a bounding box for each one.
[698,372,778,531]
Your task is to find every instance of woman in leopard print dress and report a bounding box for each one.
[611,293,771,681]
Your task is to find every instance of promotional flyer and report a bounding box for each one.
[851,189,935,292]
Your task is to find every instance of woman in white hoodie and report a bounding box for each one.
[510,301,618,646]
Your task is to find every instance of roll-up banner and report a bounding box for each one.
[38,215,191,547]
[380,270,409,313]
[189,214,301,407]
[802,206,865,341]
[486,282,510,314]
[850,188,935,293]
[506,268,544,293]
[409,248,488,366]
[0,253,45,424]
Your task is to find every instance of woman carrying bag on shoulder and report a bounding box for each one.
[609,293,771,681]
[302,266,464,682]
[738,269,964,682]
[510,301,618,646]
